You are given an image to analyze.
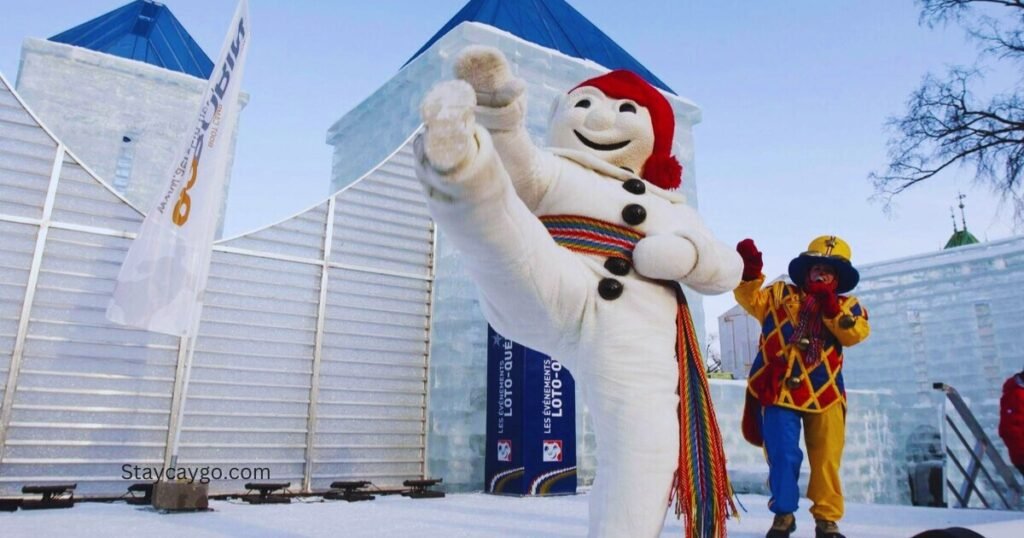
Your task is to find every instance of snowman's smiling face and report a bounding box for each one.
[548,86,655,175]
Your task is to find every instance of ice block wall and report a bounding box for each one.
[844,237,1024,504]
[710,380,902,505]
[15,38,246,235]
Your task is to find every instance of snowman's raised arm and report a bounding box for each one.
[455,46,557,211]
[414,79,589,361]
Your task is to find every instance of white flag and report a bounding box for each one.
[107,0,250,336]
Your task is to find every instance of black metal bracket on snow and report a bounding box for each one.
[126,482,155,505]
[21,483,76,510]
[242,482,292,504]
[324,480,375,502]
[402,478,445,499]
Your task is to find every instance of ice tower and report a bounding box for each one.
[325,0,705,491]
[14,0,245,235]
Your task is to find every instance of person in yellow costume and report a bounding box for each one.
[733,236,870,538]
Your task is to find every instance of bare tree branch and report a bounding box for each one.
[873,1,1024,222]
[919,0,1024,28]
[968,16,1024,59]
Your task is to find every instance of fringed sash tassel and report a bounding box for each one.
[672,286,737,538]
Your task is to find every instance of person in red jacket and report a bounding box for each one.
[999,368,1024,475]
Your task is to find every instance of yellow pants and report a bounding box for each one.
[805,404,846,520]
[762,403,846,521]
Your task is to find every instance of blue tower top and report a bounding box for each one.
[50,0,213,79]
[406,0,674,94]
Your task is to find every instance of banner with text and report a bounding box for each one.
[107,0,250,336]
[485,326,576,496]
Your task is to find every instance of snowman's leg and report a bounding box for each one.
[584,380,679,538]
[415,88,588,358]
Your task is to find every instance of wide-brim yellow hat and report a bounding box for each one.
[787,235,860,294]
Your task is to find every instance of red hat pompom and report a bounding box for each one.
[572,70,682,190]
[641,153,682,191]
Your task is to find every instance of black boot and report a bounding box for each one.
[766,513,796,538]
[815,519,845,538]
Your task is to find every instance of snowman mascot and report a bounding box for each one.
[414,46,742,538]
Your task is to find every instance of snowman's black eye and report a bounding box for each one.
[575,99,591,109]
[619,103,637,113]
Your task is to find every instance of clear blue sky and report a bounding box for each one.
[0,0,1018,330]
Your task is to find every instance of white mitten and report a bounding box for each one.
[632,234,698,281]
[420,79,478,174]
[455,45,525,108]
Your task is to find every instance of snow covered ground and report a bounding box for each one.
[2,492,1021,537]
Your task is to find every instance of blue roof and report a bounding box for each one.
[50,0,213,79]
[406,0,674,94]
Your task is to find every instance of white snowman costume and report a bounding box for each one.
[415,47,742,538]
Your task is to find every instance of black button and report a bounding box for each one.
[622,179,646,195]
[602,256,626,274]
[604,257,630,276]
[622,204,647,225]
[598,278,623,300]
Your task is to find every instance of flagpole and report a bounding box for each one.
[167,302,204,469]
[166,0,250,467]
[106,0,251,477]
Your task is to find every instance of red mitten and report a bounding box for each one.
[736,238,763,281]
[806,280,841,317]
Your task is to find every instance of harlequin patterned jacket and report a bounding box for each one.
[736,277,870,413]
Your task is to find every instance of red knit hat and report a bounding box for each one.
[571,70,682,190]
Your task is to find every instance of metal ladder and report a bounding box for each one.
[933,382,1023,510]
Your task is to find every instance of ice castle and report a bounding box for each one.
[14,0,245,235]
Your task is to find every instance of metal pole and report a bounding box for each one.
[302,196,335,492]
[421,222,438,479]
[946,445,990,508]
[938,389,950,509]
[0,144,64,464]
[164,307,204,470]
[163,335,191,469]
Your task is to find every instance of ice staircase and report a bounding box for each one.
[933,382,1024,510]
